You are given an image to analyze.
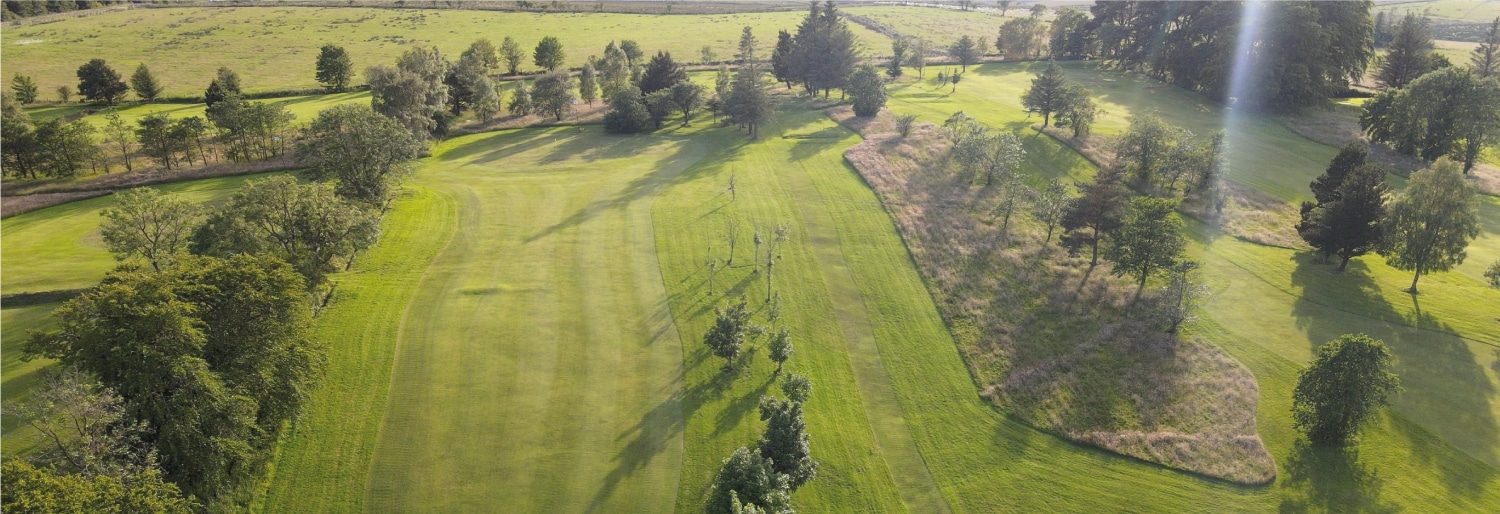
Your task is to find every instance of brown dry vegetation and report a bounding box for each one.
[831,105,1275,485]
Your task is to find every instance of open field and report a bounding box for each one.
[22,91,372,128]
[1374,0,1500,23]
[844,5,1014,47]
[0,6,889,98]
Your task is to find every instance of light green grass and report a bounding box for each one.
[22,91,371,128]
[0,6,889,97]
[0,172,276,295]
[0,303,64,457]
[1374,0,1500,23]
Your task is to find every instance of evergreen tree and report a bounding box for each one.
[727,27,773,139]
[1377,11,1436,89]
[771,29,798,88]
[1380,159,1481,293]
[500,36,525,75]
[11,74,37,104]
[1021,59,1068,126]
[578,62,598,105]
[1472,17,1500,78]
[706,448,792,514]
[949,35,978,72]
[1061,172,1130,266]
[639,51,687,95]
[758,397,818,490]
[1299,163,1390,271]
[888,38,908,78]
[76,58,129,105]
[847,64,886,117]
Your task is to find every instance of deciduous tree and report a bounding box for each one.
[669,81,705,126]
[758,397,818,489]
[768,327,792,374]
[315,44,355,92]
[704,297,757,369]
[578,62,598,105]
[100,187,201,271]
[500,36,526,75]
[367,46,449,139]
[531,71,575,121]
[297,104,423,205]
[1104,197,1185,296]
[129,63,162,103]
[76,58,128,105]
[1292,334,1400,445]
[707,447,792,514]
[533,36,565,71]
[1379,159,1480,293]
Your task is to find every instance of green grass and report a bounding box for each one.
[845,5,1015,47]
[1373,0,1500,23]
[22,91,372,128]
[0,172,277,296]
[0,6,889,97]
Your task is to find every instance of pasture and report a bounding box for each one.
[0,6,889,98]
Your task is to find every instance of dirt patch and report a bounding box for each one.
[834,105,1275,485]
[1,190,113,218]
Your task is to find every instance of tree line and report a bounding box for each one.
[3,101,422,510]
[1,0,123,20]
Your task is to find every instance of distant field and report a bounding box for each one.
[22,91,371,128]
[1374,0,1500,22]
[0,6,890,97]
[845,5,1014,47]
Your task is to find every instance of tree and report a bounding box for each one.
[998,0,1011,16]
[99,187,201,271]
[758,396,818,489]
[1377,11,1436,89]
[11,74,37,104]
[1,460,195,514]
[76,59,129,105]
[172,117,210,167]
[949,35,978,72]
[726,29,773,139]
[763,224,789,302]
[297,104,423,205]
[509,79,533,116]
[367,46,449,139]
[533,36,565,71]
[101,111,135,172]
[1379,159,1481,294]
[1472,17,1500,78]
[315,44,354,92]
[706,447,793,514]
[1362,66,1500,173]
[1032,178,1070,245]
[846,64,886,117]
[639,51,687,95]
[1486,260,1500,288]
[56,85,72,103]
[767,327,793,374]
[1104,197,1185,296]
[500,36,525,75]
[950,125,1023,188]
[1158,261,1208,333]
[888,38,908,78]
[0,93,41,179]
[1055,84,1097,138]
[599,42,631,99]
[668,81,705,127]
[25,253,322,503]
[771,29,798,88]
[701,45,717,64]
[1114,113,1198,192]
[4,368,151,478]
[781,373,811,403]
[620,40,644,68]
[791,1,857,97]
[133,113,184,169]
[603,86,650,134]
[129,63,162,103]
[997,16,1044,60]
[1049,7,1094,59]
[204,67,242,107]
[531,71,575,121]
[461,38,500,70]
[704,297,756,369]
[909,39,928,79]
[578,62,598,105]
[31,117,99,178]
[1292,334,1401,445]
[205,97,295,163]
[1299,145,1391,270]
[1022,59,1068,126]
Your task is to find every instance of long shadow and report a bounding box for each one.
[524,138,707,243]
[1277,439,1399,514]
[1288,253,1500,493]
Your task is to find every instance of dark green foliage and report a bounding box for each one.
[757,397,818,490]
[1361,66,1500,172]
[75,58,128,105]
[500,36,525,75]
[192,176,379,290]
[1103,197,1185,294]
[31,117,98,178]
[297,104,423,205]
[668,81,705,126]
[887,38,908,78]
[1377,11,1436,89]
[768,327,792,374]
[1311,142,1368,205]
[205,96,295,162]
[620,40,644,67]
[603,86,650,134]
[1379,159,1480,293]
[368,46,449,139]
[0,93,42,179]
[134,113,185,169]
[638,51,687,95]
[315,44,354,92]
[780,373,811,404]
[1022,59,1067,126]
[25,254,322,504]
[100,187,202,271]
[203,67,242,108]
[1292,334,1400,445]
[531,71,575,121]
[1048,7,1094,59]
[846,64,886,117]
[703,296,756,369]
[996,16,1044,59]
[772,29,797,88]
[129,63,161,102]
[726,34,773,138]
[949,35,978,72]
[1,460,195,514]
[706,447,792,514]
[445,51,491,115]
[533,36,565,71]
[791,1,858,96]
[1298,162,1389,271]
[1061,171,1130,266]
[578,62,598,105]
[1485,260,1500,288]
[11,74,38,104]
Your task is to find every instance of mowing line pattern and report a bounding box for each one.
[362,128,697,512]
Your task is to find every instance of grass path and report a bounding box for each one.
[362,127,695,512]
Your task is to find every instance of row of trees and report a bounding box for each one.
[1,0,121,20]
[6,104,422,508]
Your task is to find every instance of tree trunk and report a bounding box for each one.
[1337,254,1352,272]
[1407,268,1422,294]
[1089,227,1100,266]
[1043,111,1050,127]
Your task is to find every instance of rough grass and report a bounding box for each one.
[835,106,1275,484]
[844,5,1016,47]
[0,6,889,97]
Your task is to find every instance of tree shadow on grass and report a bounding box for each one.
[1277,439,1398,514]
[1289,253,1499,495]
[525,138,706,243]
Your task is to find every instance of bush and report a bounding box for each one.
[1292,334,1401,445]
[895,114,917,137]
[603,88,651,134]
